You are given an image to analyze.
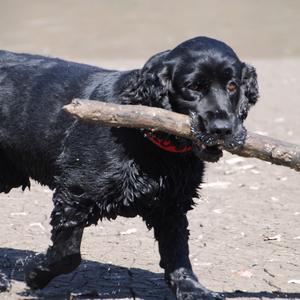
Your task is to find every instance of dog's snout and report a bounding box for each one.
[207,120,233,136]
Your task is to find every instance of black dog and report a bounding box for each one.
[0,37,258,299]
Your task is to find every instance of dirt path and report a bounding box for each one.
[0,1,299,299]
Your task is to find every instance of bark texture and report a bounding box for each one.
[64,99,300,172]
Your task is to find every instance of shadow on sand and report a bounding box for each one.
[0,248,299,300]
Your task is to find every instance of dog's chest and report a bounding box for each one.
[98,153,203,220]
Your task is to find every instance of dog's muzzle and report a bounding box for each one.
[190,113,247,151]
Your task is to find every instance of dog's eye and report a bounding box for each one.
[189,83,200,91]
[227,82,237,93]
[188,81,208,92]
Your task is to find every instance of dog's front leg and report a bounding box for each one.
[0,273,10,292]
[153,213,223,300]
[24,225,83,290]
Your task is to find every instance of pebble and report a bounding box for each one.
[288,279,300,284]
[201,181,231,189]
[225,157,245,165]
[120,228,137,235]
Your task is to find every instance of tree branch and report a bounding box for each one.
[63,99,300,172]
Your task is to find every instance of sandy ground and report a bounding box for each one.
[0,1,299,299]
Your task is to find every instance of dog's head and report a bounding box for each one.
[139,36,259,159]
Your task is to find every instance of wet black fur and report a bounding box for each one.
[0,37,258,299]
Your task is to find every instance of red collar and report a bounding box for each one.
[145,131,192,153]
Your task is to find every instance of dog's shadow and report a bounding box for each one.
[0,247,174,300]
[0,248,299,300]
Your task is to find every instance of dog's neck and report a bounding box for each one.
[118,71,192,153]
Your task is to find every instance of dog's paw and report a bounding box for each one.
[0,272,10,292]
[169,268,224,300]
[176,288,224,300]
[24,252,54,290]
[175,281,224,300]
[24,252,81,290]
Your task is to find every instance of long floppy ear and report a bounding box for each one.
[238,63,259,120]
[139,50,173,108]
[241,63,259,105]
[142,50,170,75]
[121,50,171,107]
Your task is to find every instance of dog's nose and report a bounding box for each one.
[207,120,233,136]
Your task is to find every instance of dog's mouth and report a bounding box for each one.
[192,132,246,162]
[190,114,246,149]
[190,114,247,161]
[195,131,246,150]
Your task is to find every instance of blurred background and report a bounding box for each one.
[1,0,300,62]
[1,0,300,141]
[0,1,299,299]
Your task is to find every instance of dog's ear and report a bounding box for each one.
[141,51,173,86]
[142,50,170,76]
[238,63,259,120]
[241,63,259,105]
[139,50,174,108]
[120,50,171,106]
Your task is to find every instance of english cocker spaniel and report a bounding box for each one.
[0,36,258,299]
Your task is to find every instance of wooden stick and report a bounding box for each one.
[63,99,300,172]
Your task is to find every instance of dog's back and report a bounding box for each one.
[0,51,122,190]
[0,50,202,209]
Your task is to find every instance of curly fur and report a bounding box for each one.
[0,36,258,299]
